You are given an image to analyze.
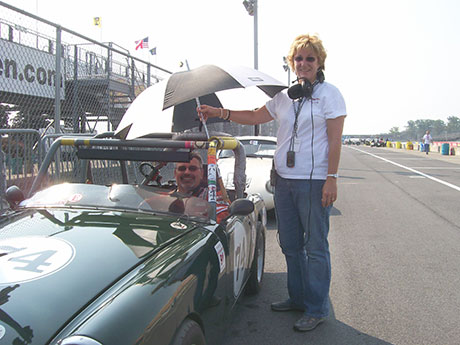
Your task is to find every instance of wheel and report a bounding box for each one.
[245,221,265,295]
[171,318,206,345]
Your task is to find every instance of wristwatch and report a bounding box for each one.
[326,173,339,178]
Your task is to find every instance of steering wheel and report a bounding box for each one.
[139,162,163,186]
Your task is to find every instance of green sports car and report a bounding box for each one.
[0,133,266,345]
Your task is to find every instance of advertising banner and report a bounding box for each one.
[0,39,65,99]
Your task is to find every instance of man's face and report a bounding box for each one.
[175,158,203,194]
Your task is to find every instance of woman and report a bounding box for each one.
[198,33,346,332]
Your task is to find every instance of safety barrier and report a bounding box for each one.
[384,141,460,156]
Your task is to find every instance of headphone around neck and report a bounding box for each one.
[287,70,325,100]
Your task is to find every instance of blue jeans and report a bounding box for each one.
[424,144,430,153]
[274,176,331,318]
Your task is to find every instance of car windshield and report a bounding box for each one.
[219,139,276,158]
[19,183,211,222]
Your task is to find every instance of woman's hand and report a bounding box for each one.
[321,177,337,207]
[197,105,220,121]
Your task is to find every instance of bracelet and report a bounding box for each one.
[224,109,231,121]
[219,108,224,119]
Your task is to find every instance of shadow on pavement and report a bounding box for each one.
[223,272,393,345]
[222,212,392,345]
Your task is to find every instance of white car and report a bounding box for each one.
[218,136,276,210]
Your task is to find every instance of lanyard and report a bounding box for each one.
[289,98,307,151]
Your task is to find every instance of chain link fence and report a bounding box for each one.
[0,1,279,212]
[0,1,173,210]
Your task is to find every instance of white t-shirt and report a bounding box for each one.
[423,134,432,144]
[265,82,346,180]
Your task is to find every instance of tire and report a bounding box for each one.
[245,221,265,295]
[171,319,206,345]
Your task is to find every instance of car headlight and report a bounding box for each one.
[58,336,103,345]
[265,180,274,194]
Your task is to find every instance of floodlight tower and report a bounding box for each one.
[242,0,259,135]
[242,0,258,70]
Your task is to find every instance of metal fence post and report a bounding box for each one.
[147,64,151,87]
[55,26,62,134]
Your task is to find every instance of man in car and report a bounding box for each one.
[173,152,229,222]
[174,152,205,195]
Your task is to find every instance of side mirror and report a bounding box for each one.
[5,185,25,209]
[229,198,254,216]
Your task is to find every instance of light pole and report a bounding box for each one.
[242,0,259,135]
[242,0,258,70]
[282,56,291,85]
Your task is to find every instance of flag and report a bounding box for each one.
[149,47,157,55]
[93,17,101,27]
[135,37,149,50]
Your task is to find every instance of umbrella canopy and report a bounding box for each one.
[115,64,286,140]
[163,64,286,110]
[114,80,224,139]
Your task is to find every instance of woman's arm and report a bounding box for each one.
[198,105,273,125]
[322,115,346,207]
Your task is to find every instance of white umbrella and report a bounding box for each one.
[114,80,224,139]
[115,80,171,139]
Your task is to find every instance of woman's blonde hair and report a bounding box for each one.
[287,33,327,72]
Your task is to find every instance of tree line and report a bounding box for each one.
[386,116,460,141]
[1,104,50,129]
[3,103,460,142]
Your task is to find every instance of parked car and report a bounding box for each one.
[370,137,386,147]
[343,137,361,145]
[218,136,276,210]
[0,132,266,345]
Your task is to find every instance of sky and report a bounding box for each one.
[3,0,460,135]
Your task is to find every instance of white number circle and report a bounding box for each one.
[0,236,75,285]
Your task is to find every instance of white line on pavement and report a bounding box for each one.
[348,147,460,192]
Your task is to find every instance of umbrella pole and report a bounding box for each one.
[195,96,210,139]
[185,60,210,139]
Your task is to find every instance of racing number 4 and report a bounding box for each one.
[9,250,56,273]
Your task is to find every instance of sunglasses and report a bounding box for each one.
[294,56,316,63]
[176,165,200,172]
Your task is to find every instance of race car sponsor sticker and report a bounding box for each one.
[67,193,83,203]
[208,185,217,203]
[0,236,75,285]
[233,222,249,297]
[214,241,225,274]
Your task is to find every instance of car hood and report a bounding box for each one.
[0,208,199,345]
[218,156,272,187]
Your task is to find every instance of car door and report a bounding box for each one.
[224,213,255,306]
